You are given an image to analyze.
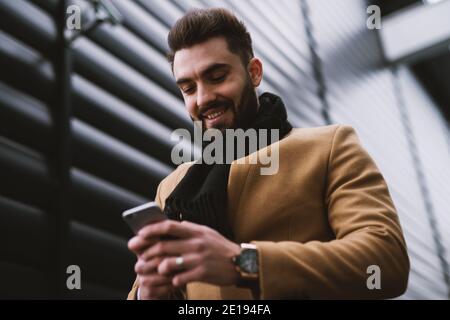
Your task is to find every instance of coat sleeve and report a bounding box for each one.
[126,179,187,300]
[251,125,410,299]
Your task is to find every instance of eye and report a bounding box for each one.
[182,86,196,95]
[210,74,226,83]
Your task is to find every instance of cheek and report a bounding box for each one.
[185,98,198,118]
[220,79,246,108]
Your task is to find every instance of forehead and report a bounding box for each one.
[173,37,243,80]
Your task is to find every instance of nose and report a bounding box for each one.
[196,84,216,110]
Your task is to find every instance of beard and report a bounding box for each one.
[197,77,259,134]
[233,78,259,130]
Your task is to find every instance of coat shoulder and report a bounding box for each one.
[286,124,360,147]
[288,124,342,140]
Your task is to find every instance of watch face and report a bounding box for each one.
[240,249,259,274]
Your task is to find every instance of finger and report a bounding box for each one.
[157,254,199,276]
[139,273,173,287]
[128,236,159,255]
[139,285,175,300]
[172,266,206,288]
[140,239,199,261]
[135,257,164,275]
[138,220,199,240]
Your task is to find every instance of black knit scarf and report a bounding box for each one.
[163,92,292,240]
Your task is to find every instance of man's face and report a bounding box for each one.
[173,37,260,131]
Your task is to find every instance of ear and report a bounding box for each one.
[247,58,263,87]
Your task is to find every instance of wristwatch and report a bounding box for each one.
[232,243,259,288]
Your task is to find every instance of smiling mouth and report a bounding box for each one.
[206,109,226,120]
[202,105,228,121]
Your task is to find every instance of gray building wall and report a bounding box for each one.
[306,0,450,299]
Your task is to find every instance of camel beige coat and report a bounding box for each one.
[127,124,409,299]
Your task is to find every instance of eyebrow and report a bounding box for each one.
[176,63,230,86]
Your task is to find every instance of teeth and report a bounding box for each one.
[206,110,225,120]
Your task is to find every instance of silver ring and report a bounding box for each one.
[175,256,184,267]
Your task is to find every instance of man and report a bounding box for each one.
[127,8,409,300]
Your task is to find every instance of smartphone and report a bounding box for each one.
[122,202,167,235]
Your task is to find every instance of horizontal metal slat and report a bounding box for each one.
[72,118,172,197]
[136,0,182,27]
[0,137,54,210]
[0,195,48,271]
[73,75,194,167]
[72,37,191,130]
[0,0,55,57]
[111,0,170,53]
[0,81,52,155]
[0,31,54,103]
[88,23,179,96]
[70,167,149,237]
[67,221,135,290]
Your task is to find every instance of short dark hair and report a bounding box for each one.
[167,8,254,69]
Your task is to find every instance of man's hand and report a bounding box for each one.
[128,234,177,299]
[138,220,241,288]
